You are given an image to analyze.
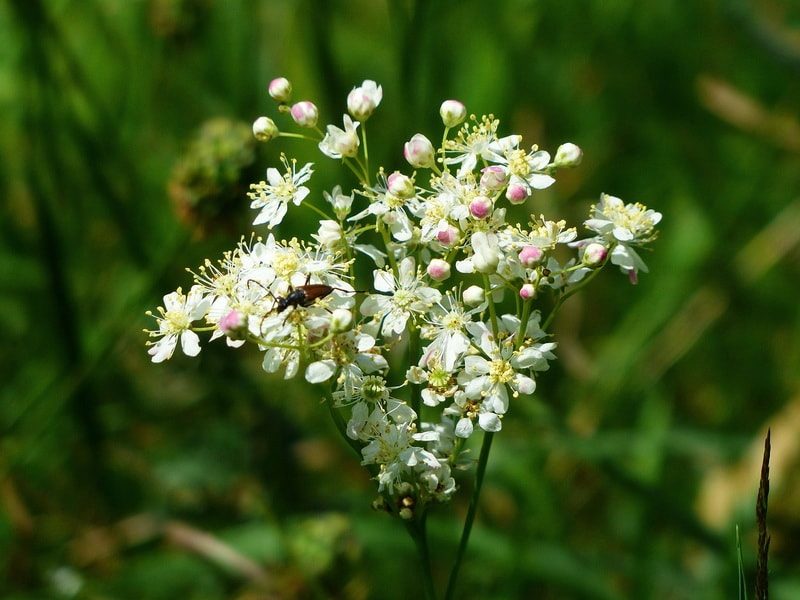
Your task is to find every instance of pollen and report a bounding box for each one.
[488,359,514,384]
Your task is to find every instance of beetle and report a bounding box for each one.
[273,283,339,313]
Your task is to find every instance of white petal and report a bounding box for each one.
[149,335,177,363]
[527,173,556,190]
[180,330,201,357]
[373,269,395,293]
[455,417,474,438]
[360,294,388,316]
[305,360,337,383]
[478,412,502,432]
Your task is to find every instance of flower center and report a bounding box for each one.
[385,193,405,209]
[488,359,514,384]
[164,309,190,332]
[442,312,465,332]
[428,366,451,389]
[393,289,415,310]
[274,180,296,200]
[506,149,531,177]
[361,375,389,402]
[273,252,300,279]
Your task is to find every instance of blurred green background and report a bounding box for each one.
[2,0,799,598]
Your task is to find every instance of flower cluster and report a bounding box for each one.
[146,78,661,518]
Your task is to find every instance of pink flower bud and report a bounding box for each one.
[436,225,459,246]
[387,171,415,198]
[404,134,435,168]
[505,183,529,204]
[518,245,544,267]
[252,116,278,142]
[519,283,536,300]
[439,99,467,127]
[427,259,451,282]
[219,309,246,336]
[480,166,508,192]
[469,195,492,219]
[582,242,608,267]
[290,101,319,127]
[268,77,292,103]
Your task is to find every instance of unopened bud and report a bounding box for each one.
[463,285,485,306]
[252,116,278,142]
[469,195,492,219]
[439,99,467,127]
[554,142,582,167]
[519,283,536,300]
[427,259,451,282]
[436,225,459,246]
[330,308,353,333]
[290,101,318,128]
[268,77,292,103]
[347,80,382,121]
[399,507,414,520]
[219,309,246,339]
[387,171,415,198]
[480,166,508,192]
[404,134,435,168]
[582,242,608,267]
[518,245,544,267]
[505,183,529,205]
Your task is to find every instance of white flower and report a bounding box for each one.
[582,194,661,277]
[323,185,354,219]
[361,257,442,337]
[146,286,210,362]
[444,115,520,178]
[488,146,555,194]
[420,291,481,372]
[247,156,313,228]
[349,177,420,242]
[451,321,540,436]
[585,194,661,245]
[312,220,343,248]
[319,114,360,159]
[456,231,501,274]
[347,80,383,121]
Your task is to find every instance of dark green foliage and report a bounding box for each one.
[1,0,799,598]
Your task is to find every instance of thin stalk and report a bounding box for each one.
[406,515,437,600]
[482,274,500,337]
[361,122,371,185]
[516,299,532,348]
[327,400,363,460]
[302,201,335,221]
[541,263,605,331]
[278,132,318,142]
[409,323,421,417]
[444,431,494,600]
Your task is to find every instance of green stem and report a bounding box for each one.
[361,122,371,185]
[409,323,421,417]
[303,201,335,221]
[407,515,437,600]
[327,399,363,460]
[379,222,399,276]
[482,274,500,338]
[278,132,318,142]
[541,262,606,331]
[516,299,532,348]
[444,431,494,600]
